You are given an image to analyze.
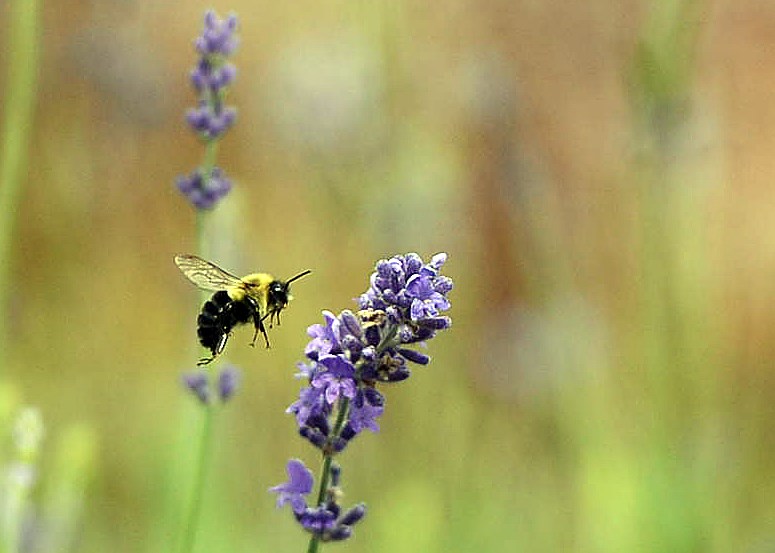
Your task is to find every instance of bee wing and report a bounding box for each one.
[174,254,246,292]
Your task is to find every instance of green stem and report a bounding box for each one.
[0,0,41,375]
[201,140,219,180]
[178,402,215,553]
[306,397,351,553]
[177,210,216,553]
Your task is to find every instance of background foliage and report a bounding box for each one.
[1,0,774,552]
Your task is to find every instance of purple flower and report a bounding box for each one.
[287,385,327,426]
[186,11,239,142]
[312,355,357,404]
[217,364,241,402]
[297,507,337,534]
[175,11,239,210]
[195,11,239,56]
[277,253,452,543]
[294,503,367,542]
[348,400,383,433]
[182,370,210,404]
[358,253,453,342]
[176,167,232,210]
[269,459,314,514]
[185,105,237,139]
[294,361,315,379]
[339,503,366,526]
[406,273,451,321]
[305,311,340,359]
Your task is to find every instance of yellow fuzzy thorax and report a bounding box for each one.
[226,273,276,309]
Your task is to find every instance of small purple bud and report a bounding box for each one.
[339,310,362,338]
[397,348,430,365]
[430,252,448,270]
[328,526,353,541]
[330,463,341,487]
[181,370,210,404]
[364,326,381,347]
[375,260,391,279]
[212,63,237,88]
[362,387,384,406]
[339,424,357,442]
[190,68,208,91]
[306,413,331,436]
[385,305,401,323]
[203,10,217,29]
[383,366,411,382]
[340,335,362,357]
[331,436,349,453]
[185,107,209,132]
[404,253,423,275]
[218,364,241,401]
[423,316,452,330]
[339,503,366,526]
[300,427,327,449]
[434,276,454,295]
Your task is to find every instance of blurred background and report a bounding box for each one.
[1,0,774,551]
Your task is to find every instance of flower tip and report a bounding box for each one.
[339,503,367,526]
[203,9,217,27]
[430,252,448,269]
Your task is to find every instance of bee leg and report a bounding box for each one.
[252,312,271,349]
[261,319,271,349]
[197,354,215,366]
[215,332,230,355]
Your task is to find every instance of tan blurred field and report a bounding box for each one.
[1,0,775,552]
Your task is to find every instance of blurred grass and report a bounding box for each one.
[1,0,775,552]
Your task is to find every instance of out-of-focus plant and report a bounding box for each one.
[0,0,41,375]
[1,407,43,553]
[270,253,453,551]
[0,398,95,553]
[174,10,241,553]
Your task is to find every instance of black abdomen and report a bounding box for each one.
[197,290,256,356]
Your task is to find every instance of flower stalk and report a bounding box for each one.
[270,253,453,547]
[0,0,41,376]
[176,11,240,553]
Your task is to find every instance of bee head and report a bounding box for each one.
[267,270,311,311]
[267,281,290,310]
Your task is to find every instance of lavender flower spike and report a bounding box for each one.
[176,10,239,210]
[273,253,452,547]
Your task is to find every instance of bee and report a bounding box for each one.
[174,254,311,366]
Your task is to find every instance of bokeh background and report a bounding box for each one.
[1,0,774,552]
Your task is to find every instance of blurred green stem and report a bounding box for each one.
[178,399,215,553]
[178,211,215,553]
[202,140,219,182]
[0,0,41,375]
[307,397,351,553]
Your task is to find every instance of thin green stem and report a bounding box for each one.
[201,140,219,180]
[0,0,41,375]
[178,402,215,553]
[307,397,351,553]
[177,210,215,553]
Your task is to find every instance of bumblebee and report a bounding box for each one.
[174,254,311,365]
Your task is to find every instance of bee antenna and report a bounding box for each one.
[286,269,312,285]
